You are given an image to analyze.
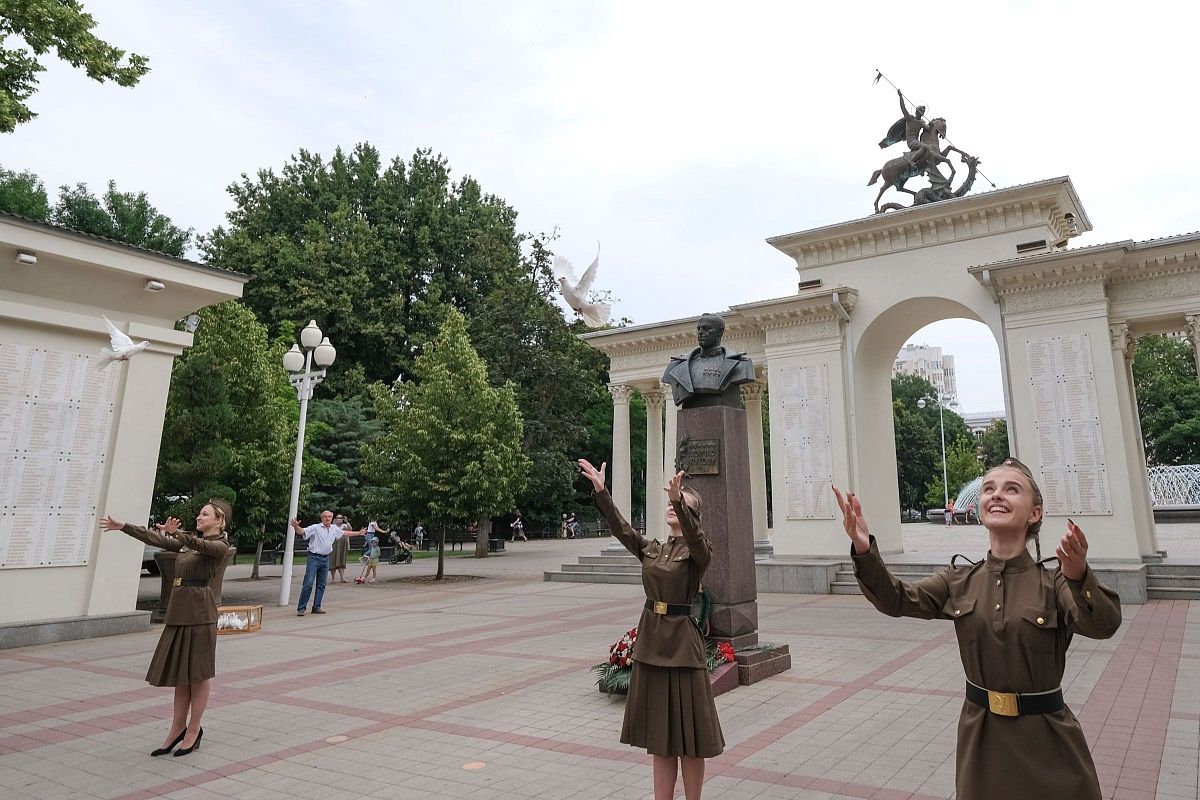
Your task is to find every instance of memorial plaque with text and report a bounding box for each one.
[0,344,118,568]
[1025,334,1111,516]
[778,364,835,520]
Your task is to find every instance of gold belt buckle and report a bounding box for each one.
[987,690,1019,717]
[653,601,668,615]
[172,577,182,587]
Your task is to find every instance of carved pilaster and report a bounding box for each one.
[642,387,665,412]
[1186,315,1200,378]
[739,381,767,403]
[1109,323,1136,362]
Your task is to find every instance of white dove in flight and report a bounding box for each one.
[98,316,149,368]
[554,243,611,328]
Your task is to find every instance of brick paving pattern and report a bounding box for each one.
[0,537,1196,799]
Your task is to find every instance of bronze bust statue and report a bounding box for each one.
[662,313,756,408]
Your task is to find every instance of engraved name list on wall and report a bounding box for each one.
[1025,333,1111,516]
[778,364,835,520]
[0,343,119,568]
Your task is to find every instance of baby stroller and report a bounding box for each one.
[388,531,414,565]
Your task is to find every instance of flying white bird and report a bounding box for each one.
[554,243,611,328]
[98,316,149,367]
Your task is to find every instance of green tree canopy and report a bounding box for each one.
[304,394,383,519]
[892,399,939,512]
[154,302,294,571]
[0,0,149,132]
[890,373,972,447]
[978,418,1010,468]
[0,164,49,218]
[924,438,985,509]
[1132,334,1200,465]
[203,144,523,390]
[53,179,192,256]
[363,308,530,576]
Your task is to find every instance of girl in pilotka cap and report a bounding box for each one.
[101,497,233,757]
[579,459,723,800]
[833,458,1121,799]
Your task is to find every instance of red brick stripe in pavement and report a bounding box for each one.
[1078,600,1189,800]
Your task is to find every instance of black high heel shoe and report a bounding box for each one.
[150,729,187,757]
[173,727,203,757]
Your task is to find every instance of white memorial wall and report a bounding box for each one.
[0,344,119,568]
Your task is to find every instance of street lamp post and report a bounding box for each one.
[278,321,336,607]
[917,393,958,506]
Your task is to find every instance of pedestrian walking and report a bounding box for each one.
[832,457,1121,799]
[510,511,527,542]
[413,521,426,550]
[99,498,233,757]
[290,511,343,615]
[579,459,723,800]
[945,497,956,526]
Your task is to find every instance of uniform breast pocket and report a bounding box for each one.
[943,597,979,645]
[1020,605,1060,654]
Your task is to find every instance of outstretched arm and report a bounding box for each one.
[667,471,711,569]
[101,515,182,551]
[898,88,911,118]
[833,487,952,619]
[580,458,651,560]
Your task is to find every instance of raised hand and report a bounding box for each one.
[578,459,607,493]
[831,486,871,555]
[665,470,685,503]
[1056,519,1090,581]
[160,517,182,535]
[100,515,124,531]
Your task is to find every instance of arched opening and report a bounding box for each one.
[852,298,1004,553]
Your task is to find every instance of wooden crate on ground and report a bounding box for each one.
[217,605,263,634]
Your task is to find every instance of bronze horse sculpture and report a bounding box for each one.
[876,154,981,213]
[868,118,966,213]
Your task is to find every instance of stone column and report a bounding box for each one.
[607,384,634,549]
[740,381,770,556]
[643,388,666,541]
[1187,315,1200,379]
[663,383,679,474]
[1110,322,1159,559]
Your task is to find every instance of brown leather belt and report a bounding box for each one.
[965,680,1064,716]
[644,599,693,616]
[172,578,207,587]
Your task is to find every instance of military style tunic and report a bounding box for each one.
[594,489,724,758]
[852,537,1121,799]
[121,524,231,686]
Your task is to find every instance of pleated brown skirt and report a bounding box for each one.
[621,661,724,758]
[146,623,217,687]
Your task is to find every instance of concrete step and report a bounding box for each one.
[1144,575,1200,589]
[577,555,640,566]
[830,581,864,595]
[1147,586,1200,600]
[543,570,641,585]
[561,563,642,574]
[1146,564,1200,578]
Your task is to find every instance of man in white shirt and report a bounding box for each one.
[290,510,343,616]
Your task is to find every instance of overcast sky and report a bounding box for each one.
[5,1,1196,412]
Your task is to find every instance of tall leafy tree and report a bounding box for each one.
[891,372,972,447]
[978,418,1010,468]
[203,144,523,391]
[364,309,529,575]
[924,439,985,509]
[1132,334,1200,465]
[304,394,383,519]
[892,399,940,514]
[0,164,49,218]
[154,302,294,577]
[53,179,192,256]
[470,233,609,527]
[0,0,149,132]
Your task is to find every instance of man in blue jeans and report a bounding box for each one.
[290,510,343,616]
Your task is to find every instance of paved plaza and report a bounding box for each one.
[0,534,1197,800]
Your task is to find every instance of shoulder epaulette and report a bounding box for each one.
[950,553,980,568]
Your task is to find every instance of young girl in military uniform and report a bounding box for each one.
[833,458,1121,799]
[101,498,233,757]
[579,459,724,800]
